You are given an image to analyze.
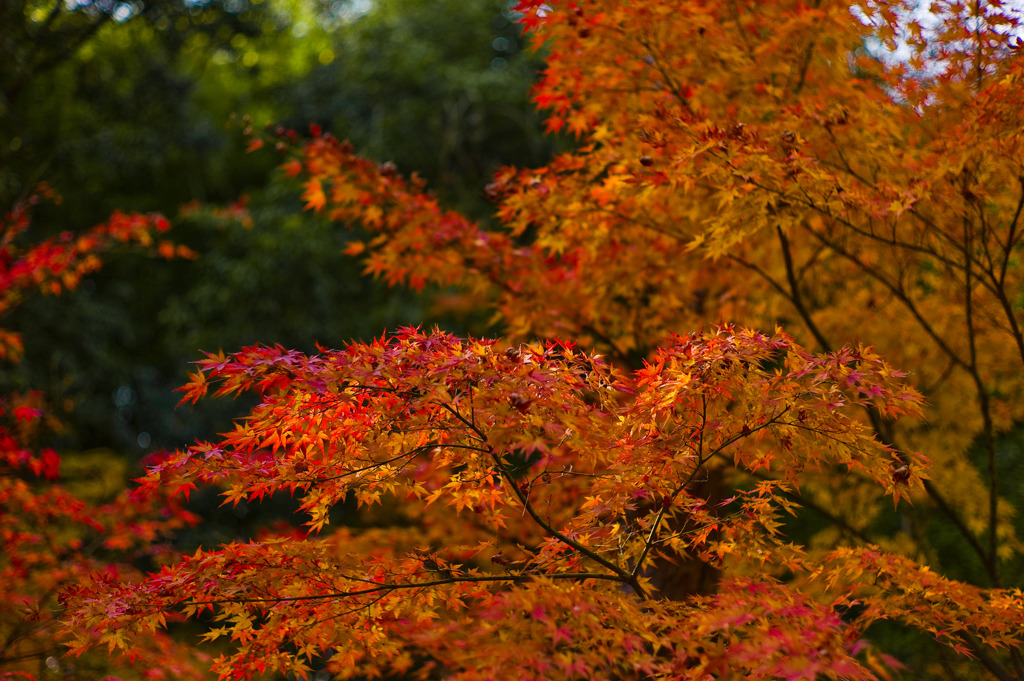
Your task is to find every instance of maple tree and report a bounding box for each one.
[66,0,1024,679]
[0,191,207,680]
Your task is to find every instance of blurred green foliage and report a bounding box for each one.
[1,0,558,471]
[2,0,274,217]
[280,0,556,217]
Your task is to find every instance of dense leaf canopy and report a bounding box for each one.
[60,0,1024,680]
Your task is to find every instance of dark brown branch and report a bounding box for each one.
[494,445,646,596]
[776,225,833,353]
[178,571,628,609]
[922,479,997,586]
[432,401,647,596]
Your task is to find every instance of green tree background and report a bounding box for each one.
[2,0,556,452]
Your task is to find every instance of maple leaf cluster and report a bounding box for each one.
[70,325,937,680]
[63,0,1024,679]
[0,188,196,362]
[0,193,206,680]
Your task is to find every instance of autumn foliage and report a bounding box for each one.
[0,194,205,680]
[63,0,1024,680]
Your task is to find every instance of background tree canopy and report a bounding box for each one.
[1,0,558,458]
